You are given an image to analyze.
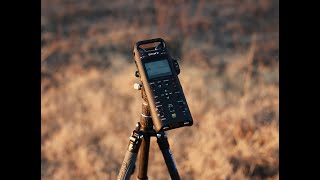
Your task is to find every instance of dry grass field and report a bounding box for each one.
[41,0,279,179]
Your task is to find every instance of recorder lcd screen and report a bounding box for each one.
[145,59,172,79]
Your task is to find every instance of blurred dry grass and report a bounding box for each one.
[41,0,278,179]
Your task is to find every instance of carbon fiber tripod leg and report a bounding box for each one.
[117,125,143,180]
[157,132,181,180]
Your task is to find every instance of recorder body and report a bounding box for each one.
[133,38,193,132]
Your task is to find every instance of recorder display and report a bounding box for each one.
[145,59,172,79]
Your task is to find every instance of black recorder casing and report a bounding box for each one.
[133,38,193,132]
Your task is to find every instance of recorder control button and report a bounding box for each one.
[168,104,174,112]
[159,112,164,117]
[171,113,176,118]
[177,100,185,105]
[164,80,169,85]
[156,107,164,112]
[178,101,186,110]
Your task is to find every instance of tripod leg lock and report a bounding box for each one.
[128,130,143,153]
[117,127,144,180]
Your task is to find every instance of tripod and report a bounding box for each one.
[117,83,181,180]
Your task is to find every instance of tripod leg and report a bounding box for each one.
[137,133,150,180]
[117,129,143,180]
[157,133,181,180]
[118,150,138,180]
[137,90,153,180]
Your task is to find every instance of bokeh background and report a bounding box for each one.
[41,0,279,179]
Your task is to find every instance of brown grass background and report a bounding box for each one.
[41,0,279,179]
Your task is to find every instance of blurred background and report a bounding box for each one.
[41,0,279,179]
